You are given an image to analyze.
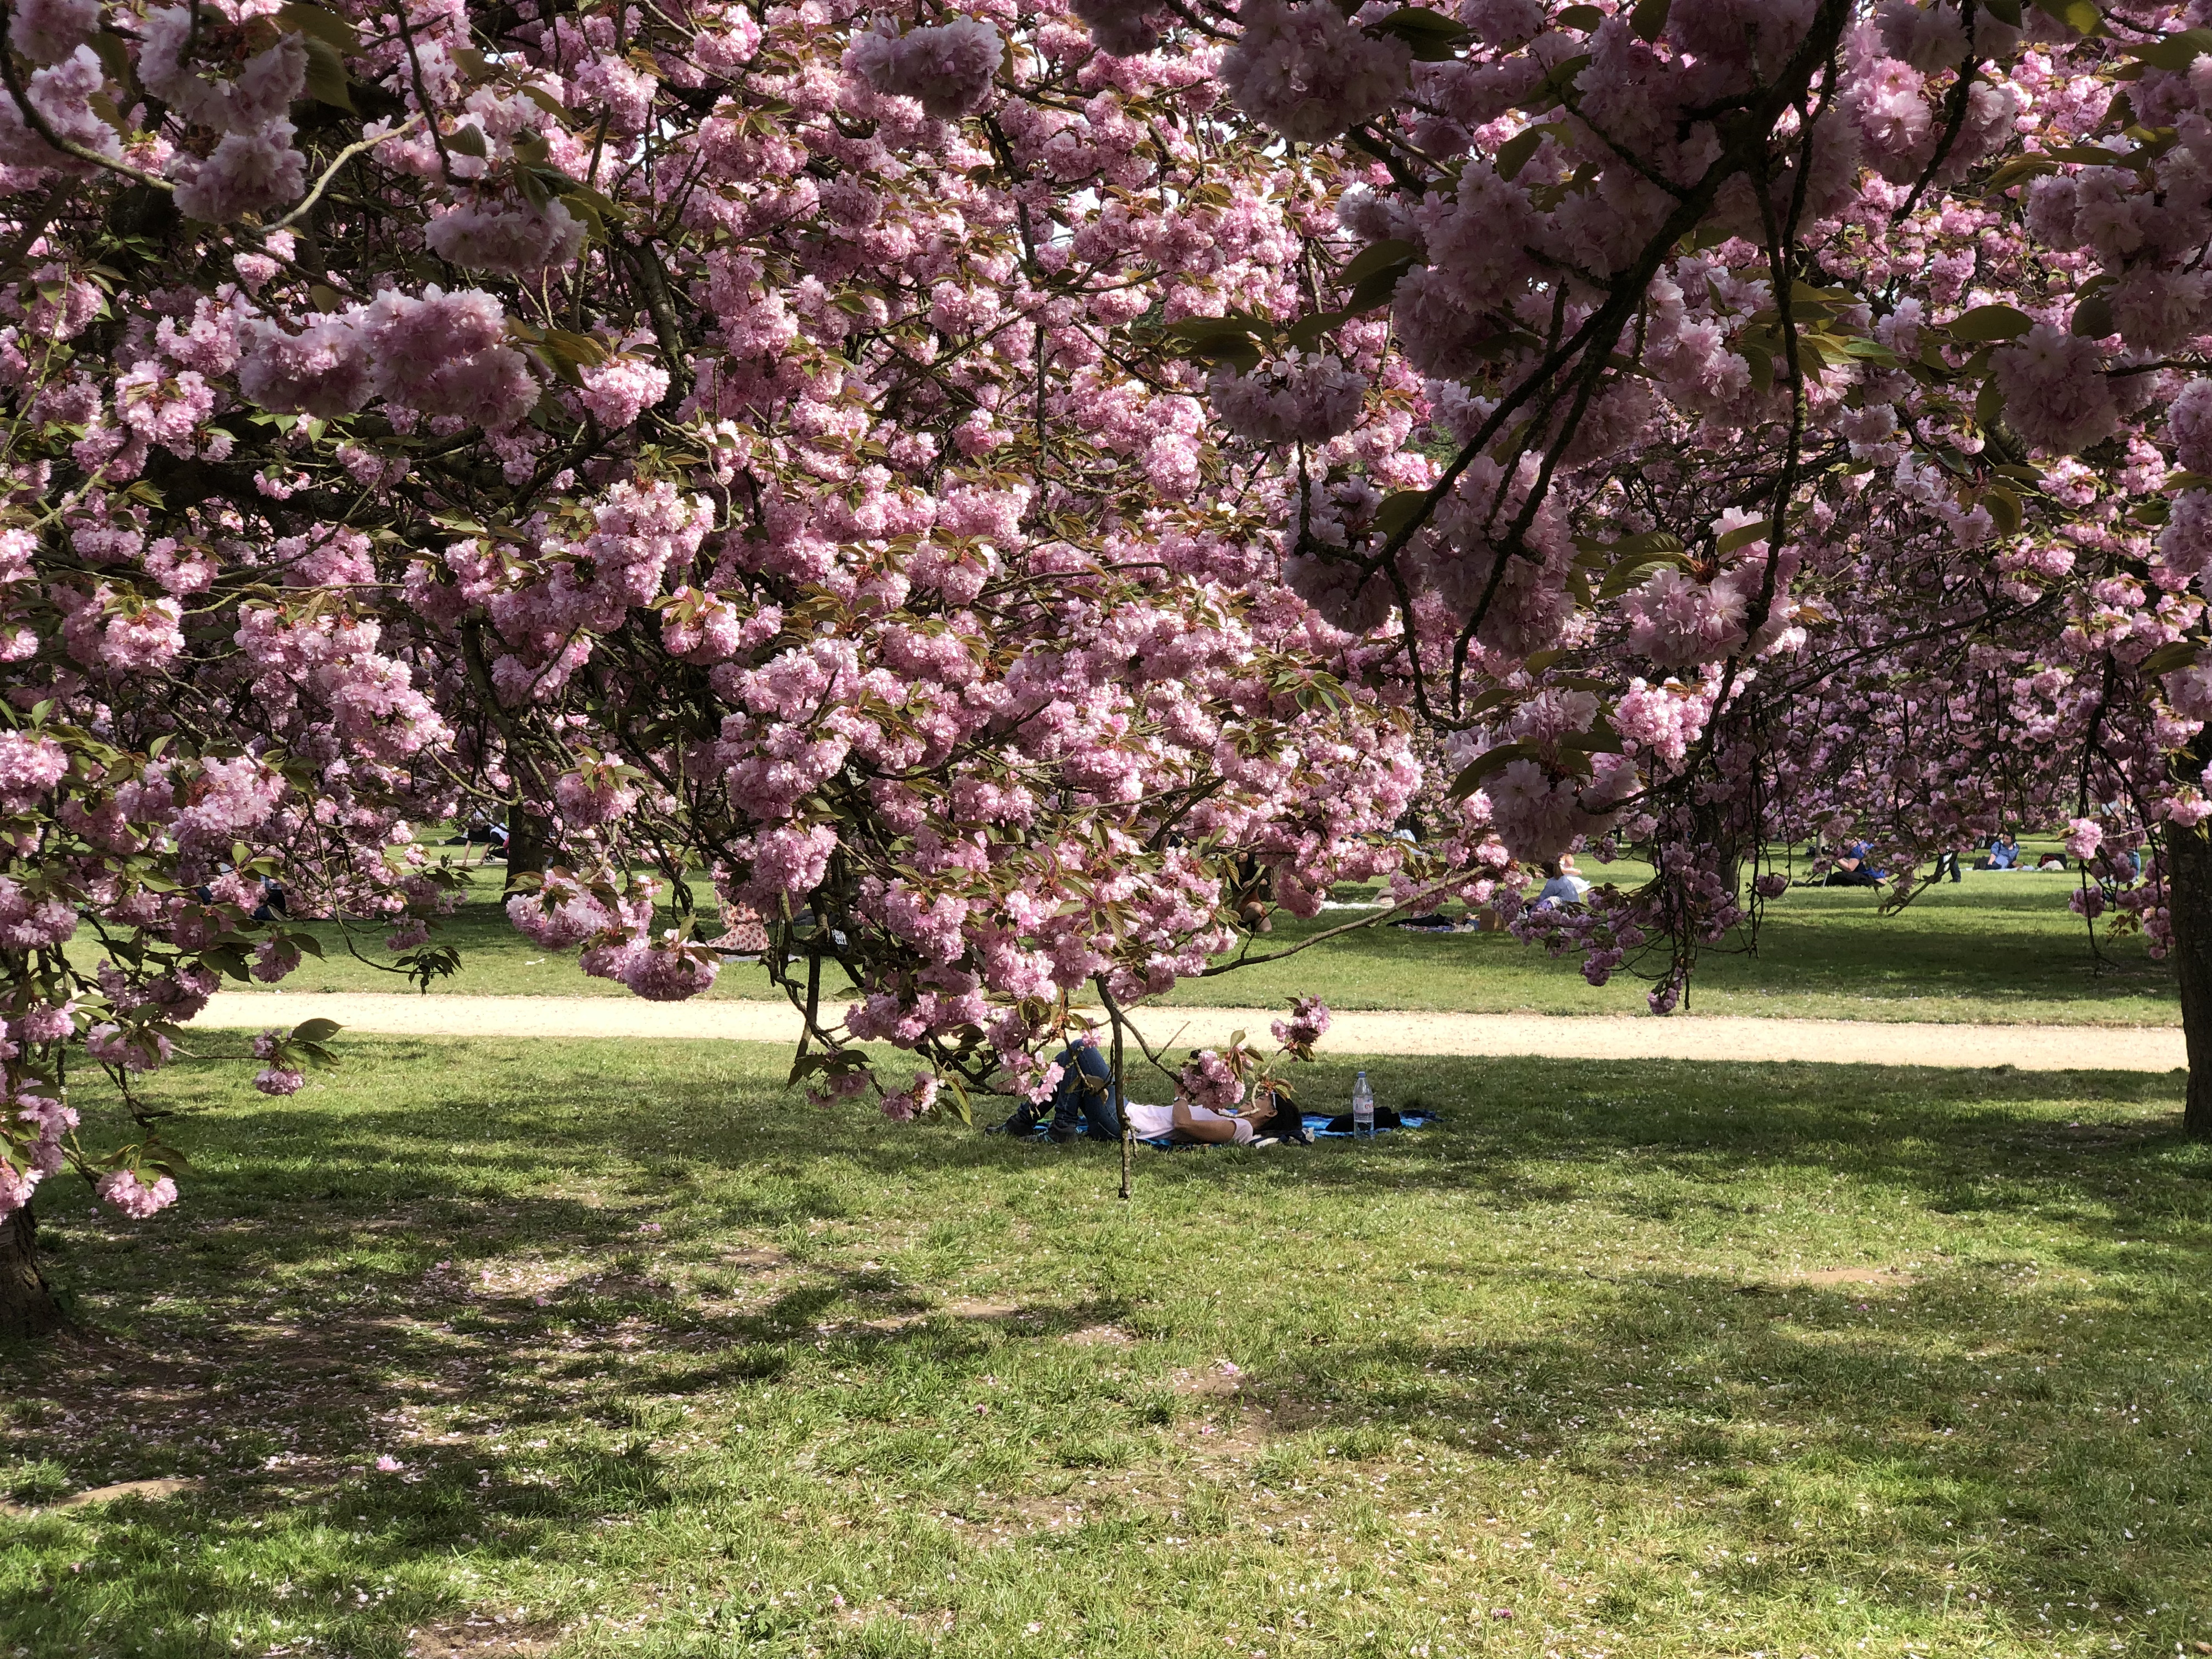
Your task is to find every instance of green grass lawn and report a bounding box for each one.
[202,852,2178,1026]
[1178,869,2176,1025]
[3,1040,2208,1656]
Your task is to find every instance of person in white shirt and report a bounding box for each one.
[1124,1098,1266,1145]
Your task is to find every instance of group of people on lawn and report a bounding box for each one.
[1824,833,2074,888]
[1403,832,2093,925]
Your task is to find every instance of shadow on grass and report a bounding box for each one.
[1,1041,2205,1654]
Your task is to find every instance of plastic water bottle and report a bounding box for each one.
[1352,1070,1375,1138]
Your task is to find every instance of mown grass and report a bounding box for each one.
[1172,868,2174,1024]
[3,1039,2208,1656]
[207,851,2176,1026]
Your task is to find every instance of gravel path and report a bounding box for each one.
[198,993,2188,1072]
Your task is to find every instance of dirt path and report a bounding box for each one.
[197,993,2187,1071]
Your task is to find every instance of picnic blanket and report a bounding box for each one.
[1008,1109,1439,1149]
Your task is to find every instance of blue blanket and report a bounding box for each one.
[1010,1110,1438,1148]
[1302,1109,1439,1140]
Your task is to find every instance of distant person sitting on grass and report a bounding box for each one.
[1824,841,1883,887]
[1981,833,2020,870]
[988,1041,1293,1145]
[1536,859,1591,906]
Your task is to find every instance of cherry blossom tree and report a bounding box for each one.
[0,0,1486,1330]
[20,0,2212,1335]
[1119,0,2212,1134]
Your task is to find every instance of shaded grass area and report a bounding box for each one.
[3,1039,2209,1656]
[213,854,2174,1026]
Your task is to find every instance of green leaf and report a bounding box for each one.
[541,327,610,369]
[2039,143,2127,165]
[1558,720,1625,755]
[1495,123,1560,182]
[1630,0,1670,39]
[2071,291,2115,337]
[1447,741,1537,801]
[1982,155,2059,196]
[87,29,134,90]
[1983,0,2022,22]
[1371,7,1473,60]
[1558,4,1605,29]
[300,35,354,111]
[1715,521,1771,555]
[1286,310,1348,352]
[548,173,617,219]
[1835,337,1901,366]
[1520,53,1590,113]
[277,1,361,53]
[1166,317,1264,370]
[2128,26,2212,70]
[1598,551,1693,600]
[1947,303,2034,342]
[514,163,553,211]
[1340,238,1419,288]
[447,123,490,159]
[2137,640,2201,678]
[202,945,252,982]
[1372,489,1431,541]
[1974,374,2007,430]
[1984,484,2023,538]
[1168,316,1264,348]
[940,1071,972,1125]
[2032,0,2103,37]
[290,1017,343,1044]
[1346,256,1417,314]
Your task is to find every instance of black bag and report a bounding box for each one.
[1323,1105,1405,1134]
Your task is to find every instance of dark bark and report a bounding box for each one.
[0,1203,64,1339]
[1692,796,1745,902]
[2166,821,2212,1140]
[501,807,555,894]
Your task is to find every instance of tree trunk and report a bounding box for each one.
[501,807,555,894]
[0,1203,64,1339]
[1692,797,1744,902]
[2164,822,2212,1140]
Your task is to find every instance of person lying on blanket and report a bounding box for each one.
[989,1041,1293,1145]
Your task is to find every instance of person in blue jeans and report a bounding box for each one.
[985,1041,1122,1141]
[1045,1041,1123,1142]
[989,1042,1295,1144]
